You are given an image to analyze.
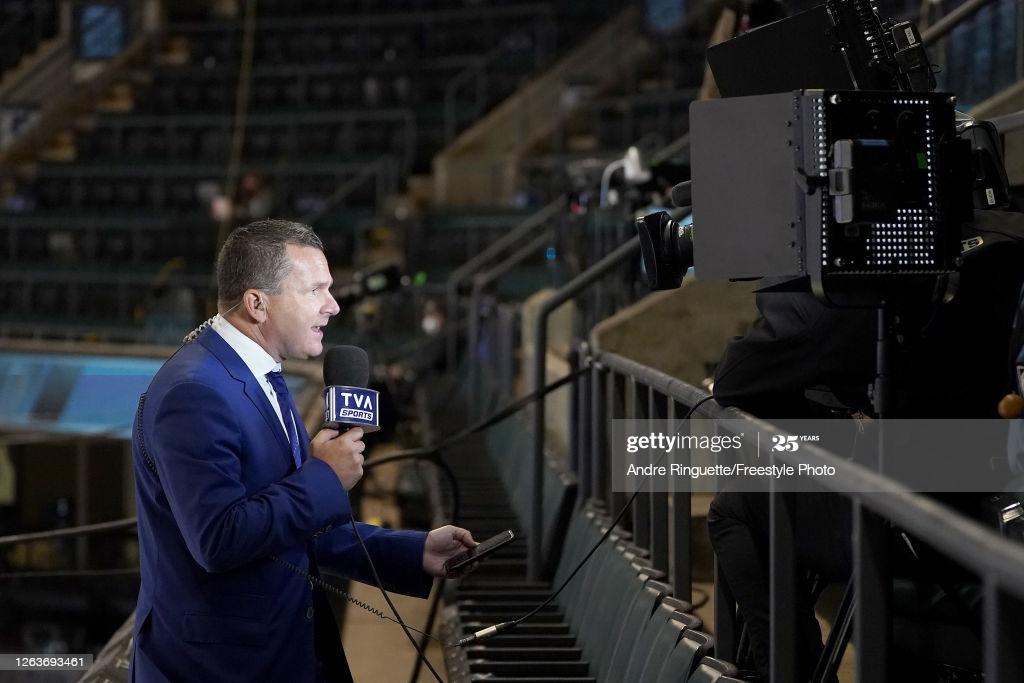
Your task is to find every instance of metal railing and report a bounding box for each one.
[444,199,562,368]
[445,203,1024,676]
[527,236,641,578]
[574,345,1024,682]
[466,228,554,412]
[442,12,556,143]
[552,89,696,157]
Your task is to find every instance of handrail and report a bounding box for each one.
[444,199,561,368]
[528,236,641,578]
[0,518,137,549]
[442,11,555,143]
[591,346,1024,679]
[990,108,1024,135]
[443,58,486,143]
[588,350,1024,599]
[467,228,555,408]
[921,0,998,46]
[651,132,690,166]
[300,156,401,226]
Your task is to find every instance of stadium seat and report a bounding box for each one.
[686,657,743,683]
[654,629,716,683]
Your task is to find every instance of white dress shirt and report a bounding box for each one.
[211,314,290,436]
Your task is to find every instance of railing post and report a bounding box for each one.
[648,387,669,577]
[669,398,692,601]
[629,377,651,551]
[576,345,592,502]
[854,499,891,683]
[608,370,628,525]
[769,486,797,683]
[984,576,1024,682]
[590,362,607,507]
[568,347,580,479]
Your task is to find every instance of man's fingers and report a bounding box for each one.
[312,428,340,444]
[452,527,477,547]
[344,427,364,440]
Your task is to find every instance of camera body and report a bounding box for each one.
[689,89,973,291]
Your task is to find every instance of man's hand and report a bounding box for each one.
[311,427,365,490]
[423,525,476,577]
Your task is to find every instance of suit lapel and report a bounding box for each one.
[198,327,292,457]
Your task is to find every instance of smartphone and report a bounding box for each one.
[444,530,515,577]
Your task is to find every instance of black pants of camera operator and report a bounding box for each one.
[708,489,852,682]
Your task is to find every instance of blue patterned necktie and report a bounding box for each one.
[266,371,302,469]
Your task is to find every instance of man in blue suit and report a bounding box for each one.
[131,220,475,682]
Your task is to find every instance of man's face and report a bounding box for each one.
[261,244,339,361]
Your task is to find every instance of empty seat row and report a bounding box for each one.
[0,274,206,326]
[443,501,743,682]
[178,18,538,68]
[81,118,412,162]
[27,171,347,213]
[0,220,216,266]
[133,71,456,114]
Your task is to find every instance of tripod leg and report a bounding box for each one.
[811,578,854,683]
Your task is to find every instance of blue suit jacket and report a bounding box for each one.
[130,328,430,682]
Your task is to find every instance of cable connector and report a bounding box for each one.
[452,621,514,647]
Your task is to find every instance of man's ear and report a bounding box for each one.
[241,289,268,322]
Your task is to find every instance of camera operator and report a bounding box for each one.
[707,209,1024,681]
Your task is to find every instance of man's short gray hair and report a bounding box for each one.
[216,219,324,309]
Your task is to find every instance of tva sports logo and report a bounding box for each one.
[324,386,380,432]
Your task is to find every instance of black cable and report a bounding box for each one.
[453,393,718,646]
[0,568,140,580]
[271,553,439,643]
[369,365,589,465]
[348,518,445,683]
[361,448,463,683]
[0,518,138,548]
[363,451,460,529]
[690,587,710,610]
[972,226,1024,243]
[337,365,588,665]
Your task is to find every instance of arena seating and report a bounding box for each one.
[1,1,618,341]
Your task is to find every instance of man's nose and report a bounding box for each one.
[324,293,340,316]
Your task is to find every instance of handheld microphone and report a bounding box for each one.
[322,345,380,432]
